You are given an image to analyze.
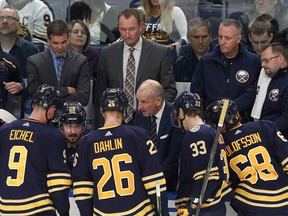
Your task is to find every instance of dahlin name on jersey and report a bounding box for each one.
[94,138,123,153]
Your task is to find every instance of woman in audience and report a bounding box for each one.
[139,0,188,48]
[69,19,99,79]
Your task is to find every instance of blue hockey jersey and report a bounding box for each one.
[0,119,71,215]
[223,120,288,214]
[72,124,168,216]
[176,124,232,212]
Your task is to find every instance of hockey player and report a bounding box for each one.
[72,88,168,216]
[205,98,288,216]
[0,0,53,49]
[59,101,88,170]
[171,91,232,216]
[0,84,71,216]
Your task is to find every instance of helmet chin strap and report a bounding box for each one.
[7,0,31,10]
[178,115,186,132]
[45,110,51,124]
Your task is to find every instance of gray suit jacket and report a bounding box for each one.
[95,38,177,99]
[27,50,90,106]
[94,38,177,127]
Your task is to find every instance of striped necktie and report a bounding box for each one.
[150,115,157,144]
[56,56,65,84]
[124,48,135,123]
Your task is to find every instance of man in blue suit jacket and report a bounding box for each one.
[134,79,184,191]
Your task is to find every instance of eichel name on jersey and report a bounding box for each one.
[0,119,72,216]
[223,120,288,215]
[176,125,232,212]
[72,124,168,216]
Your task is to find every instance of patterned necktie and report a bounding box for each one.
[124,48,135,123]
[56,56,65,84]
[150,115,157,144]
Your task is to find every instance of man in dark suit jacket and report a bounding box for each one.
[94,8,177,127]
[134,79,184,192]
[27,20,90,106]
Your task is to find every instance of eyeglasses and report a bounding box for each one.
[0,16,19,22]
[260,55,280,64]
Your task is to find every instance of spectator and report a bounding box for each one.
[247,15,274,55]
[68,0,118,45]
[0,0,54,49]
[0,6,39,78]
[68,19,99,79]
[134,79,184,191]
[239,0,288,45]
[0,50,23,108]
[0,84,71,215]
[66,1,90,22]
[72,87,168,215]
[59,101,88,170]
[197,0,223,40]
[251,42,288,138]
[191,19,261,122]
[171,92,232,216]
[0,6,39,118]
[139,0,188,48]
[27,20,91,106]
[94,8,177,127]
[206,98,288,216]
[172,18,213,83]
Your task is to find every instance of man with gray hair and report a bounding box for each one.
[134,79,184,192]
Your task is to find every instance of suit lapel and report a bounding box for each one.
[59,50,72,85]
[136,39,151,86]
[157,103,171,145]
[45,51,58,85]
[116,42,124,88]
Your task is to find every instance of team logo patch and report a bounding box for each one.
[236,70,249,83]
[69,107,76,115]
[212,105,219,113]
[190,126,200,132]
[269,89,279,101]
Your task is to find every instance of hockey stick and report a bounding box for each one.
[194,99,229,216]
[156,181,162,216]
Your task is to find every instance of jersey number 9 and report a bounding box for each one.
[7,146,28,187]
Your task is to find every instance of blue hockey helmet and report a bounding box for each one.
[100,88,128,113]
[60,101,86,124]
[171,91,202,127]
[205,98,240,130]
[31,84,63,111]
